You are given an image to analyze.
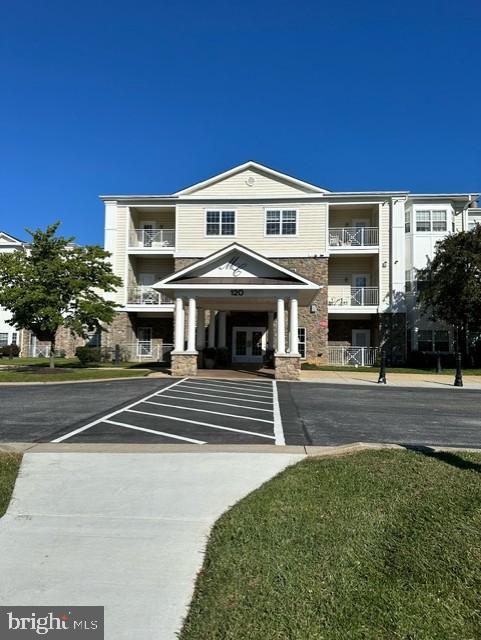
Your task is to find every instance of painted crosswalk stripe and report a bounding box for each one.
[142,400,274,423]
[102,419,205,444]
[160,388,273,405]
[158,393,274,412]
[126,409,275,440]
[183,380,273,395]
[180,383,273,398]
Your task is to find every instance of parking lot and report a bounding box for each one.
[1,377,481,448]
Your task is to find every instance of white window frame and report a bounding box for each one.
[414,208,448,233]
[204,210,237,237]
[298,327,306,359]
[264,208,298,237]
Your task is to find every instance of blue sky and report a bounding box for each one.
[1,0,480,245]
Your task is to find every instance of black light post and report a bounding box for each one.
[454,351,463,387]
[378,349,387,384]
[436,351,442,374]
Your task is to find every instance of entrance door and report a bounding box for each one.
[232,327,266,363]
[137,327,152,356]
[352,329,370,347]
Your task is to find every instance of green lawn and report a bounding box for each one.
[302,363,481,375]
[0,453,21,517]
[180,450,481,640]
[0,368,151,382]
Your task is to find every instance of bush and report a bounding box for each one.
[75,346,101,366]
[0,344,20,358]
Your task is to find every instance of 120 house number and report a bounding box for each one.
[230,289,244,296]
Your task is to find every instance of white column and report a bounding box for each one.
[218,311,227,348]
[196,308,205,350]
[174,297,184,352]
[276,298,285,354]
[289,297,299,355]
[268,312,274,349]
[187,297,197,352]
[208,310,217,348]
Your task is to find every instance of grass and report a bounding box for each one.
[180,449,481,640]
[0,368,151,382]
[0,357,165,369]
[301,363,481,375]
[0,453,21,518]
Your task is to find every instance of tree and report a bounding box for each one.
[416,225,481,358]
[0,222,122,367]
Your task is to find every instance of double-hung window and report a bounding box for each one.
[265,209,297,235]
[405,210,411,233]
[417,329,450,352]
[415,209,447,232]
[205,210,236,236]
[0,333,8,347]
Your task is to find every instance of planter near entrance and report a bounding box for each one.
[203,348,216,369]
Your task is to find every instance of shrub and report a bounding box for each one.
[75,346,101,366]
[0,344,20,358]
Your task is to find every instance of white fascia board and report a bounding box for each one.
[160,243,320,287]
[157,283,320,291]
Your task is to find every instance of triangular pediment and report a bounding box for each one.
[0,231,24,246]
[174,161,329,197]
[156,243,319,289]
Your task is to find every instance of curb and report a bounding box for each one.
[1,441,480,455]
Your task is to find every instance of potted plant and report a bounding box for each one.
[203,347,217,369]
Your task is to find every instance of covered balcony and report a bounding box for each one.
[328,286,379,307]
[127,206,176,252]
[328,255,380,311]
[328,203,379,253]
[126,286,173,307]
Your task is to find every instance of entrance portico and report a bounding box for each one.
[153,243,320,380]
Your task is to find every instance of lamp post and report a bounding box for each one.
[378,349,387,384]
[454,351,463,387]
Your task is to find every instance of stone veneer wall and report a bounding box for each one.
[274,257,329,365]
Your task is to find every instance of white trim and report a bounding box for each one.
[263,207,299,237]
[173,161,329,195]
[203,208,237,238]
[173,250,327,258]
[156,243,319,288]
[272,382,285,446]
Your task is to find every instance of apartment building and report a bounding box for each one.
[0,232,25,352]
[100,161,477,379]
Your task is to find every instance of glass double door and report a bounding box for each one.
[232,327,266,363]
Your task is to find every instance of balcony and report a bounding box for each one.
[328,227,379,250]
[126,286,173,307]
[128,229,175,250]
[328,286,379,308]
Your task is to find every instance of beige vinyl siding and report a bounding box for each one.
[379,201,390,307]
[191,169,317,197]
[176,202,327,255]
[454,211,463,232]
[328,256,379,286]
[131,257,175,284]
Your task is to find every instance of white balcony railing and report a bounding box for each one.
[328,286,379,307]
[328,346,379,367]
[329,227,379,247]
[129,228,175,249]
[127,286,173,306]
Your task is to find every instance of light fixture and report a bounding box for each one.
[309,304,317,314]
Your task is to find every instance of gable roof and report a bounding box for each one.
[155,242,320,290]
[0,231,25,245]
[173,161,330,196]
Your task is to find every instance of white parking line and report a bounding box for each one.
[181,383,273,398]
[126,409,275,440]
[51,378,187,443]
[185,380,274,394]
[159,393,274,412]
[143,400,274,423]
[272,381,285,446]
[163,388,273,405]
[103,419,206,444]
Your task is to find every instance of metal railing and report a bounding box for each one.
[25,344,51,358]
[127,286,173,306]
[128,228,175,248]
[104,342,174,362]
[328,286,379,307]
[328,227,379,247]
[328,346,379,367]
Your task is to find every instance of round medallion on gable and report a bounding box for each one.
[246,176,256,187]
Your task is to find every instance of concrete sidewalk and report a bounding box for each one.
[300,370,481,388]
[0,451,304,639]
